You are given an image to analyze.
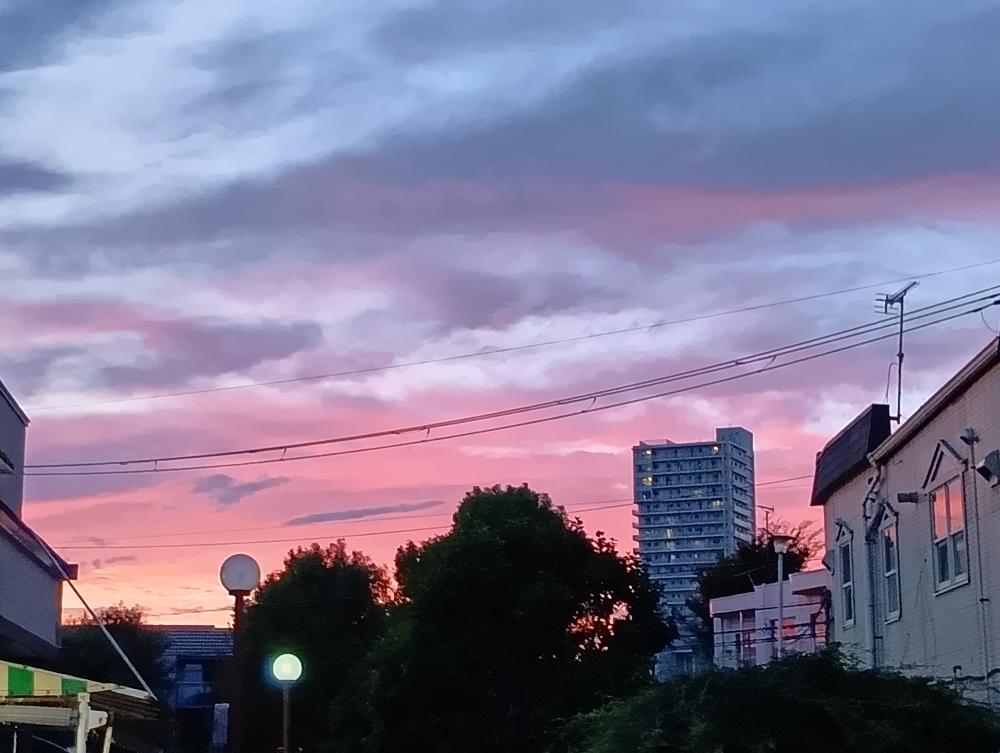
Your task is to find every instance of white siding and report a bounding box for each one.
[823,362,1000,704]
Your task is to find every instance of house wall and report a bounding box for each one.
[0,392,26,517]
[0,380,63,656]
[824,365,1000,702]
[0,541,61,649]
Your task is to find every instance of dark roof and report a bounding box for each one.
[0,497,78,579]
[150,626,232,659]
[810,404,891,506]
[0,378,29,426]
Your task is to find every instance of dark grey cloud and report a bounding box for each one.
[284,499,444,526]
[193,474,290,507]
[1,0,996,281]
[100,317,323,390]
[359,4,1000,191]
[389,263,620,331]
[0,346,83,389]
[371,0,636,63]
[0,0,121,73]
[0,160,72,194]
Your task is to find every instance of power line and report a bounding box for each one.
[27,294,1000,477]
[53,500,636,550]
[24,259,1000,413]
[756,474,812,487]
[27,286,1000,474]
[49,498,635,545]
[29,301,998,478]
[48,473,814,548]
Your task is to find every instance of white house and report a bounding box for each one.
[0,378,77,662]
[812,337,1000,705]
[710,569,830,669]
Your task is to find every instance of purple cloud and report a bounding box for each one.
[192,474,290,507]
[284,499,444,526]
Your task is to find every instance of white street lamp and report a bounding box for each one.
[220,554,260,753]
[272,654,303,753]
[771,535,794,659]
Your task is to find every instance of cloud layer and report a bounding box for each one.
[2,0,998,620]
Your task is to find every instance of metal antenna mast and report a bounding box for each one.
[875,281,918,423]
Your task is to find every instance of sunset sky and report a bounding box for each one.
[2,0,1000,623]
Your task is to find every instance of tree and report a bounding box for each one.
[686,521,820,657]
[357,484,672,753]
[564,650,1000,753]
[60,603,168,698]
[238,541,392,753]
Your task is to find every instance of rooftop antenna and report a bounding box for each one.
[875,281,918,423]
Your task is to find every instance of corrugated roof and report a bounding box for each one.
[810,404,891,506]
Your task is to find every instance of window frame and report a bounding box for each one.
[839,539,855,628]
[881,522,901,623]
[929,475,969,592]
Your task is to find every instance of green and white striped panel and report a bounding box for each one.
[0,661,92,698]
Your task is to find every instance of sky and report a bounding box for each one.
[2,0,1000,624]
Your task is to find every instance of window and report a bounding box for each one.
[931,477,968,588]
[882,525,901,620]
[840,541,855,626]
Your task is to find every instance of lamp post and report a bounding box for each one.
[771,534,794,659]
[272,654,302,753]
[220,554,261,753]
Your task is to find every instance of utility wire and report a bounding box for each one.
[49,472,814,548]
[28,295,1000,478]
[27,286,1000,473]
[53,500,636,551]
[50,498,635,545]
[25,259,1000,413]
[51,476,811,544]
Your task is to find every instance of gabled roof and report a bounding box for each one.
[0,379,29,427]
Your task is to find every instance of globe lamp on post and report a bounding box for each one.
[220,554,261,753]
[272,654,302,753]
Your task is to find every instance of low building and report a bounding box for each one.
[0,379,77,662]
[152,626,233,752]
[710,569,830,669]
[812,337,1000,705]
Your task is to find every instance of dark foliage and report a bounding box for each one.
[355,484,672,753]
[565,650,1000,753]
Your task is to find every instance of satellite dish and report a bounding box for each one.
[220,553,261,595]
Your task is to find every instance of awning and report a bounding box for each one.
[0,660,148,700]
[0,659,162,753]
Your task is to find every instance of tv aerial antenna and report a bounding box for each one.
[875,281,918,423]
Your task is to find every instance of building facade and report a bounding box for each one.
[710,569,830,669]
[0,378,76,662]
[152,625,233,752]
[633,426,756,676]
[813,338,1000,706]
